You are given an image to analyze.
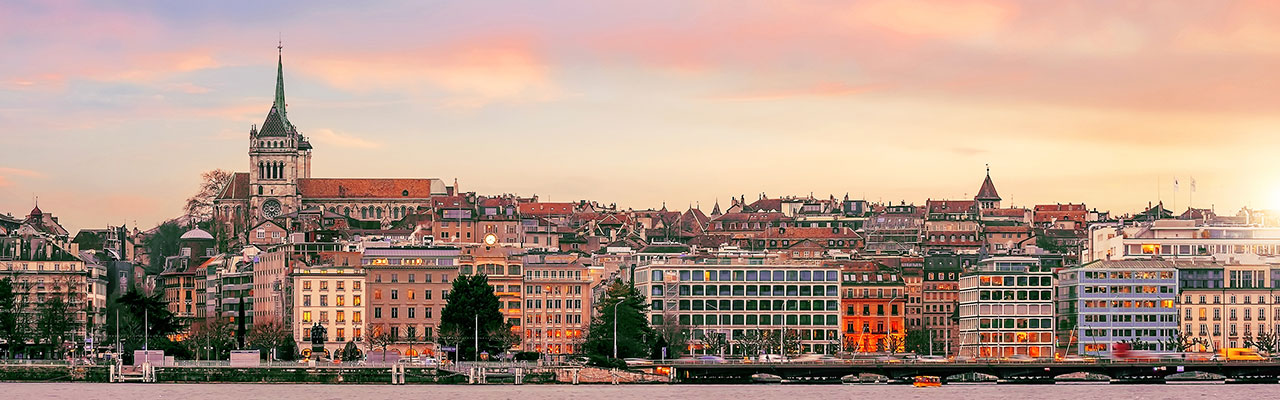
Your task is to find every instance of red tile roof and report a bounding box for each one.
[984,225,1030,233]
[297,178,442,199]
[976,173,1000,200]
[926,200,976,214]
[217,172,251,200]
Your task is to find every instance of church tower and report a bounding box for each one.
[975,165,1001,210]
[248,44,312,224]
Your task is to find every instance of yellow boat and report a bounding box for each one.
[914,376,941,387]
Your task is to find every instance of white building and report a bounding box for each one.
[958,257,1055,358]
[1087,220,1280,264]
[291,262,366,358]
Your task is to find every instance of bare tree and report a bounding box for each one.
[185,169,232,224]
[702,330,730,356]
[247,319,292,359]
[1246,331,1280,355]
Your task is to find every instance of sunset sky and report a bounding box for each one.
[3,0,1280,233]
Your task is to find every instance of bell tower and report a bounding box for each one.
[248,43,311,225]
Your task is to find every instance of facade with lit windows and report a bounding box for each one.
[521,253,591,357]
[290,263,366,359]
[364,246,459,357]
[635,257,842,355]
[1177,262,1280,351]
[958,257,1055,358]
[1056,260,1178,356]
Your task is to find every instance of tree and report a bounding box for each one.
[104,290,185,362]
[185,169,232,224]
[651,311,689,359]
[903,330,930,354]
[884,333,907,354]
[735,329,772,358]
[1246,331,1280,355]
[435,324,464,363]
[143,223,185,275]
[35,292,74,358]
[0,278,26,358]
[340,341,362,362]
[780,329,802,356]
[247,319,292,360]
[701,330,730,356]
[582,279,653,359]
[439,273,505,361]
[186,319,237,360]
[367,324,397,361]
[277,340,299,361]
[489,323,521,354]
[1162,329,1210,352]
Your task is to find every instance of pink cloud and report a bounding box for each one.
[708,82,885,101]
[300,38,558,108]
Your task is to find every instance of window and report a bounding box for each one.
[391,307,399,318]
[353,295,361,306]
[391,289,399,300]
[302,311,312,322]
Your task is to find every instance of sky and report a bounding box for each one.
[3,0,1280,233]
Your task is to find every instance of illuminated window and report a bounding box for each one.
[302,311,312,322]
[353,311,362,323]
[353,295,362,306]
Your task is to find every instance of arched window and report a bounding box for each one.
[344,207,351,216]
[258,186,263,195]
[361,207,368,219]
[376,207,383,219]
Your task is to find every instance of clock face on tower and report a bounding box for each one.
[262,199,282,219]
[484,233,497,246]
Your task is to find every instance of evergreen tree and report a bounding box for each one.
[439,274,506,361]
[144,223,184,275]
[582,279,653,359]
[903,330,930,354]
[0,278,25,358]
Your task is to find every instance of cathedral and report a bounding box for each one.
[213,48,450,239]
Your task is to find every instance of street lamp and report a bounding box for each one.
[612,296,625,359]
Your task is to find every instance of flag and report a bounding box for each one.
[1173,178,1179,193]
[1191,177,1197,192]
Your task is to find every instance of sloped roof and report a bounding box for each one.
[519,202,574,216]
[297,178,443,199]
[976,172,1000,200]
[216,172,250,200]
[926,200,976,214]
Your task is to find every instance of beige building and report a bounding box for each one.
[521,253,593,356]
[460,244,525,332]
[1178,263,1280,351]
[0,236,90,348]
[291,261,366,358]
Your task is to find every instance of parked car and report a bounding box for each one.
[419,357,439,366]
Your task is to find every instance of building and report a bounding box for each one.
[974,167,1002,210]
[836,260,906,353]
[862,203,923,255]
[363,246,460,357]
[1086,219,1280,263]
[521,252,592,357]
[635,255,843,355]
[459,245,525,331]
[159,228,217,321]
[958,257,1055,358]
[1177,262,1280,351]
[0,230,91,355]
[252,241,346,328]
[290,260,366,358]
[1056,260,1179,356]
[214,48,450,240]
[922,253,972,355]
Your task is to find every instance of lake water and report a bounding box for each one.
[0,383,1268,400]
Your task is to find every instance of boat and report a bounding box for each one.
[913,376,942,387]
[751,373,782,384]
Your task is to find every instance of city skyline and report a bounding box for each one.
[4,1,1280,232]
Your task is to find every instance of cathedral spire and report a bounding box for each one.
[275,41,287,120]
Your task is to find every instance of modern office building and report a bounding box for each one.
[1056,260,1179,356]
[958,257,1055,358]
[635,251,843,355]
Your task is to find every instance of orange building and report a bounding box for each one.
[836,260,906,353]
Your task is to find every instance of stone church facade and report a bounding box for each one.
[214,49,449,240]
